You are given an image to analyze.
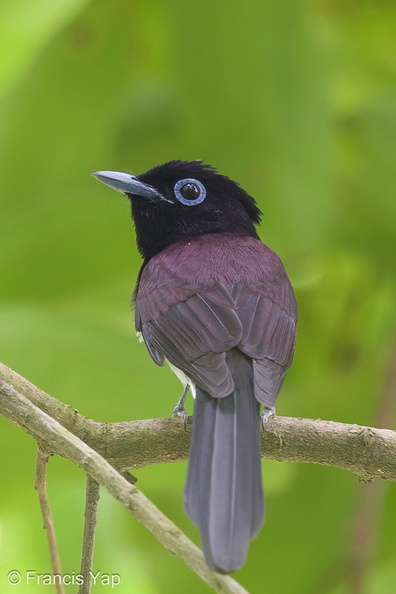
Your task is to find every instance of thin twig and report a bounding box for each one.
[35,448,65,594]
[78,476,100,594]
[347,483,385,594]
[1,379,248,594]
[347,339,396,593]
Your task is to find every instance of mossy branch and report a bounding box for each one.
[1,362,395,483]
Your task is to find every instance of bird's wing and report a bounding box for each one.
[135,279,297,404]
[136,284,242,397]
[232,282,297,406]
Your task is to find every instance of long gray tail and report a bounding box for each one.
[184,352,264,573]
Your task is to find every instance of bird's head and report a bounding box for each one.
[92,160,262,261]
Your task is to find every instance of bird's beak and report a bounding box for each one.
[92,171,173,203]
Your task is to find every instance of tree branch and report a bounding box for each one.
[35,448,65,594]
[0,374,247,594]
[78,475,100,594]
[1,362,396,482]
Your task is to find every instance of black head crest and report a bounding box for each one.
[93,160,263,260]
[138,160,262,225]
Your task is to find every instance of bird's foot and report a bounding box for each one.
[173,404,189,429]
[261,406,276,430]
[172,385,189,430]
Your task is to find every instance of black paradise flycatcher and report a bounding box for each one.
[92,160,297,573]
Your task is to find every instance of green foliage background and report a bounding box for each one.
[1,1,395,592]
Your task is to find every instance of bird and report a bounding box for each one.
[92,160,297,574]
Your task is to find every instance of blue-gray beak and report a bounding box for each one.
[92,171,173,203]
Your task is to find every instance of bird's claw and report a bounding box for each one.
[172,385,190,430]
[173,406,189,430]
[261,406,276,430]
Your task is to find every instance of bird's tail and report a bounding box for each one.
[184,351,264,573]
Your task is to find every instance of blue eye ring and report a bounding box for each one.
[174,178,206,206]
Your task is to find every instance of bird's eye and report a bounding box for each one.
[174,178,206,206]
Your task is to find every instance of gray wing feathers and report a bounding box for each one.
[237,294,296,406]
[138,281,296,404]
[149,294,242,356]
